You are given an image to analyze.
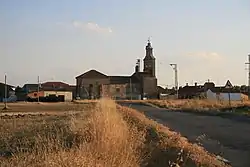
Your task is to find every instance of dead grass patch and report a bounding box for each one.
[133,99,250,114]
[118,105,230,167]
[0,102,95,113]
[0,99,230,167]
[0,99,144,167]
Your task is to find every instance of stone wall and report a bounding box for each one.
[101,84,127,99]
[101,83,141,100]
[76,78,109,99]
[142,77,158,98]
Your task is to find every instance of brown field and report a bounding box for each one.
[0,102,95,114]
[0,99,229,167]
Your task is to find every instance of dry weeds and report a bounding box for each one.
[0,102,95,113]
[0,99,144,167]
[146,99,249,109]
[0,99,230,167]
[118,105,230,167]
[120,99,250,114]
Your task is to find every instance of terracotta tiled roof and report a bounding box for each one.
[42,81,70,88]
[41,87,72,91]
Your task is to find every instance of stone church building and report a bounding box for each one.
[75,40,158,100]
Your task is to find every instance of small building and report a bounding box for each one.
[206,88,248,101]
[27,89,72,102]
[178,82,205,99]
[0,82,15,102]
[25,81,74,102]
[178,80,247,101]
[22,84,39,93]
[157,86,177,99]
[43,89,72,101]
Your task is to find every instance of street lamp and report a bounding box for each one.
[245,54,250,100]
[170,64,178,99]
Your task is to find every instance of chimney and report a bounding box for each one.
[135,65,139,73]
[195,82,197,86]
[137,59,141,72]
[186,83,188,86]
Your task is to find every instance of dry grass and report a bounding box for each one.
[0,99,144,167]
[0,102,95,113]
[118,105,229,167]
[0,99,229,167]
[120,99,250,113]
[147,99,250,109]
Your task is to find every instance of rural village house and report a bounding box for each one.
[178,80,248,101]
[19,81,76,102]
[0,82,15,102]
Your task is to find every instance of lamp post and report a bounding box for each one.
[245,54,250,100]
[37,76,40,103]
[170,64,178,99]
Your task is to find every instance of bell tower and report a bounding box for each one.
[143,38,156,77]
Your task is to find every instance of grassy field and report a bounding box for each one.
[0,99,229,167]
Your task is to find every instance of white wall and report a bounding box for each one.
[44,91,72,101]
[206,89,242,101]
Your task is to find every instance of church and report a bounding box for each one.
[75,40,158,100]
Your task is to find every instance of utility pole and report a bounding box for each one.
[245,54,250,100]
[170,64,178,99]
[37,76,40,103]
[2,75,8,110]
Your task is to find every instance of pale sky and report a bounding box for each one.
[1,0,250,88]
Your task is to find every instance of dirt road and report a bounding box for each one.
[119,102,250,167]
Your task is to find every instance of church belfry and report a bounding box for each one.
[143,38,156,77]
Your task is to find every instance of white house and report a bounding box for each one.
[205,80,248,101]
[206,89,247,101]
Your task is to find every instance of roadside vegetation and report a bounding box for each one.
[119,99,250,115]
[0,99,229,167]
[146,99,249,109]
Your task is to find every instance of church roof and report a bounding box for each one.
[76,69,142,84]
[76,69,108,79]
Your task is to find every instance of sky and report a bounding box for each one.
[1,0,250,88]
